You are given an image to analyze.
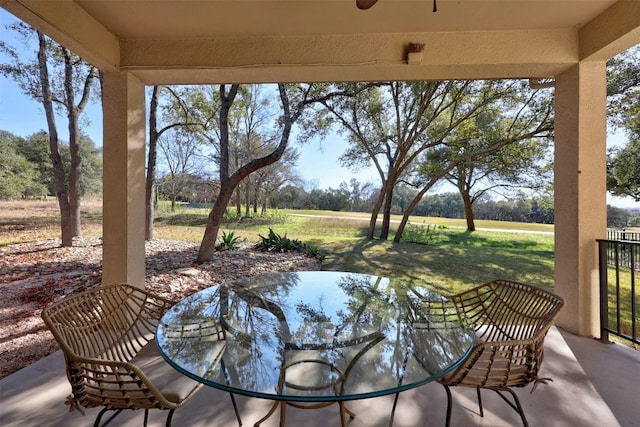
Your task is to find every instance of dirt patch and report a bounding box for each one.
[0,200,322,379]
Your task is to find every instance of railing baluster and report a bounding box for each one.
[615,243,621,332]
[631,243,636,342]
[597,236,639,346]
[598,240,610,343]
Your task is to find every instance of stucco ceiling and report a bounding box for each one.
[74,0,616,38]
[2,0,639,84]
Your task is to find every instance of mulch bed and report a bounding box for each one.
[0,237,322,379]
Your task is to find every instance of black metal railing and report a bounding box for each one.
[597,237,639,346]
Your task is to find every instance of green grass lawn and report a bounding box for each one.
[154,204,556,295]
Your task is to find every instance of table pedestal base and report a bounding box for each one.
[254,400,356,427]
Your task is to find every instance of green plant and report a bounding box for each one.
[256,228,299,252]
[299,242,326,261]
[402,222,444,244]
[217,230,242,251]
[256,228,325,260]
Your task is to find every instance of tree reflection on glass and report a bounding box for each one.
[156,271,475,402]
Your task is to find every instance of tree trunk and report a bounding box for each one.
[452,166,477,232]
[244,180,250,217]
[253,184,259,214]
[235,147,242,216]
[235,187,241,216]
[462,191,476,231]
[367,185,386,240]
[394,183,433,242]
[197,181,236,261]
[63,48,82,238]
[197,84,239,262]
[379,185,394,240]
[37,32,73,247]
[146,86,160,241]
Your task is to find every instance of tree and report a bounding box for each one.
[607,45,640,130]
[196,84,312,263]
[145,86,199,239]
[196,83,337,262]
[73,134,102,197]
[606,45,640,202]
[347,178,374,212]
[0,131,47,199]
[319,81,455,240]
[270,184,308,209]
[157,126,207,210]
[16,130,102,198]
[391,80,553,240]
[18,131,54,193]
[249,146,301,214]
[607,138,640,201]
[1,24,98,246]
[435,85,554,231]
[320,80,532,241]
[229,85,281,217]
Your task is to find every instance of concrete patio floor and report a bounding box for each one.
[1,327,638,427]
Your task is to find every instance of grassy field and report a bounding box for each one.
[1,200,556,295]
[152,203,556,295]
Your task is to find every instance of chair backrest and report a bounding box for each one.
[41,284,175,410]
[450,279,565,343]
[42,284,170,362]
[440,279,565,389]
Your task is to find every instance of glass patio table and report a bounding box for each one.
[156,271,475,426]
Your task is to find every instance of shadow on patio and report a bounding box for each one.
[1,327,638,427]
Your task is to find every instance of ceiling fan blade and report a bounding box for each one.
[356,0,379,10]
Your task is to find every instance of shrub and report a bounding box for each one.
[217,230,242,251]
[256,228,325,261]
[402,222,446,245]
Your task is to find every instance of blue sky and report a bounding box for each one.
[1,8,637,209]
[0,9,374,192]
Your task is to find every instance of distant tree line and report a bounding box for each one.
[154,171,639,227]
[0,130,102,200]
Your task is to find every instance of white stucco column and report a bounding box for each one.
[101,72,146,287]
[554,61,607,337]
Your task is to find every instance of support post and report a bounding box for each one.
[101,72,146,287]
[553,61,607,337]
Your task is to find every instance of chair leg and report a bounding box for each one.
[144,409,149,427]
[94,408,123,427]
[229,393,243,426]
[443,385,453,427]
[165,408,176,427]
[476,387,484,417]
[388,392,400,427]
[94,408,109,427]
[491,388,529,427]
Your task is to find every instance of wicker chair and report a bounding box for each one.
[42,284,208,427]
[437,279,565,427]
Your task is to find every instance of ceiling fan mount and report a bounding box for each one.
[356,0,438,12]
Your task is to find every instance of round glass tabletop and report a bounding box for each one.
[156,271,474,402]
